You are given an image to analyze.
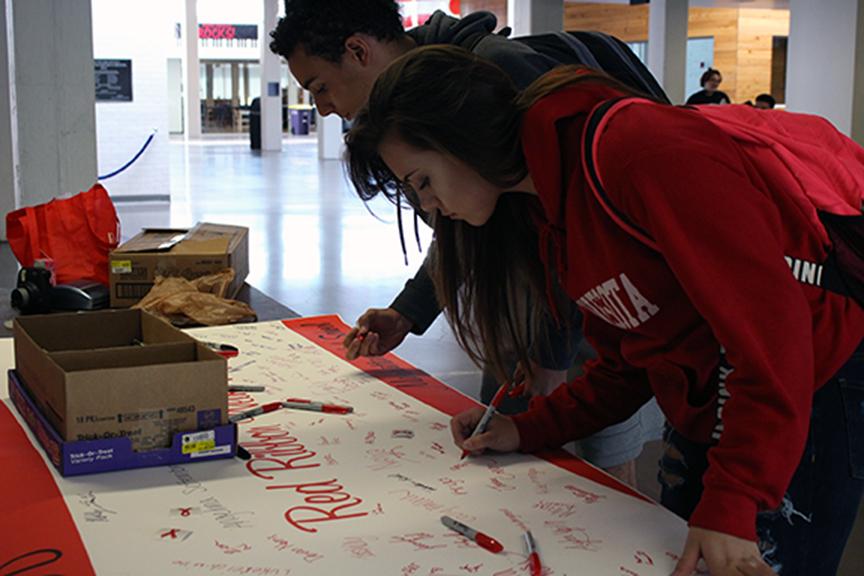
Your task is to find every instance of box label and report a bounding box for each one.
[181,430,215,455]
[111,260,133,274]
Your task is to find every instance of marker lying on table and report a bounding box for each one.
[523,530,542,576]
[460,380,511,459]
[228,385,266,393]
[440,515,503,554]
[204,342,240,359]
[282,398,353,415]
[228,401,283,423]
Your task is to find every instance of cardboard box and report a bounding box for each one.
[109,222,249,307]
[13,309,228,452]
[8,370,237,476]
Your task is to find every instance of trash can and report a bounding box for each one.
[289,105,312,135]
[249,97,261,150]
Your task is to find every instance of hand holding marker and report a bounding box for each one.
[460,376,520,459]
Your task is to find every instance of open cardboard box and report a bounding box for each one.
[109,222,249,307]
[13,309,230,457]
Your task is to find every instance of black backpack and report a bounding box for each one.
[461,28,669,104]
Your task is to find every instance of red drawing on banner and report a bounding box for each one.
[308,418,327,427]
[319,436,341,446]
[665,551,681,561]
[430,421,448,431]
[443,532,476,549]
[162,529,180,539]
[438,477,468,496]
[634,551,654,565]
[321,377,360,395]
[620,568,639,576]
[323,454,338,466]
[430,442,446,455]
[345,419,357,430]
[367,446,419,471]
[564,485,606,504]
[365,431,376,444]
[528,468,549,494]
[267,478,369,534]
[460,564,483,573]
[449,461,470,472]
[179,507,193,517]
[534,500,580,518]
[343,536,377,559]
[488,477,517,492]
[499,508,530,532]
[372,503,385,515]
[402,562,421,576]
[268,534,292,551]
[390,532,447,551]
[370,390,391,401]
[214,540,251,554]
[244,425,321,477]
[546,521,603,552]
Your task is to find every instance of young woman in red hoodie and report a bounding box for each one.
[345,45,864,576]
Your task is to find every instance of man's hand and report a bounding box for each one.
[671,527,766,576]
[343,308,413,360]
[450,408,521,455]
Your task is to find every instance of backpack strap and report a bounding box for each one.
[581,96,659,251]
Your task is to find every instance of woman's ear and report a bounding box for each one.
[344,35,371,66]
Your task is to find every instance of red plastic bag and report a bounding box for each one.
[6,183,120,285]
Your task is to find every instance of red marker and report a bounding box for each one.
[203,342,240,359]
[460,380,511,459]
[283,398,353,415]
[228,401,283,423]
[440,515,503,554]
[523,530,542,576]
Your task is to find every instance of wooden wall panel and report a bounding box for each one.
[458,2,788,104]
[564,3,649,42]
[736,8,790,103]
[459,0,507,30]
[688,8,740,101]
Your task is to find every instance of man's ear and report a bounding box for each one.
[344,34,371,66]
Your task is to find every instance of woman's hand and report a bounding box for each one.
[342,308,413,360]
[450,408,521,455]
[671,527,767,576]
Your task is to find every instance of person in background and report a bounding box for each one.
[754,93,777,110]
[686,67,731,105]
[270,0,664,486]
[345,45,864,576]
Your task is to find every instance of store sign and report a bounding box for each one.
[398,0,460,29]
[94,59,132,102]
[198,24,258,47]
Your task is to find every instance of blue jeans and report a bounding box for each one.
[658,343,864,575]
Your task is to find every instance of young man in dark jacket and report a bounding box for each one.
[269,0,663,484]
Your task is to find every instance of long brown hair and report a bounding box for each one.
[345,45,650,382]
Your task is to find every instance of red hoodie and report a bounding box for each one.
[512,85,864,541]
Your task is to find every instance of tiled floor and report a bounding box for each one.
[5,134,861,573]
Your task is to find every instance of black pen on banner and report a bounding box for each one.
[228,385,265,393]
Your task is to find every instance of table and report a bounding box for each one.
[0,314,687,575]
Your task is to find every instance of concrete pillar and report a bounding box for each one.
[853,0,864,144]
[318,114,342,160]
[787,0,864,142]
[184,0,201,139]
[260,0,282,151]
[507,0,563,37]
[0,0,18,239]
[0,0,98,224]
[648,0,688,104]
